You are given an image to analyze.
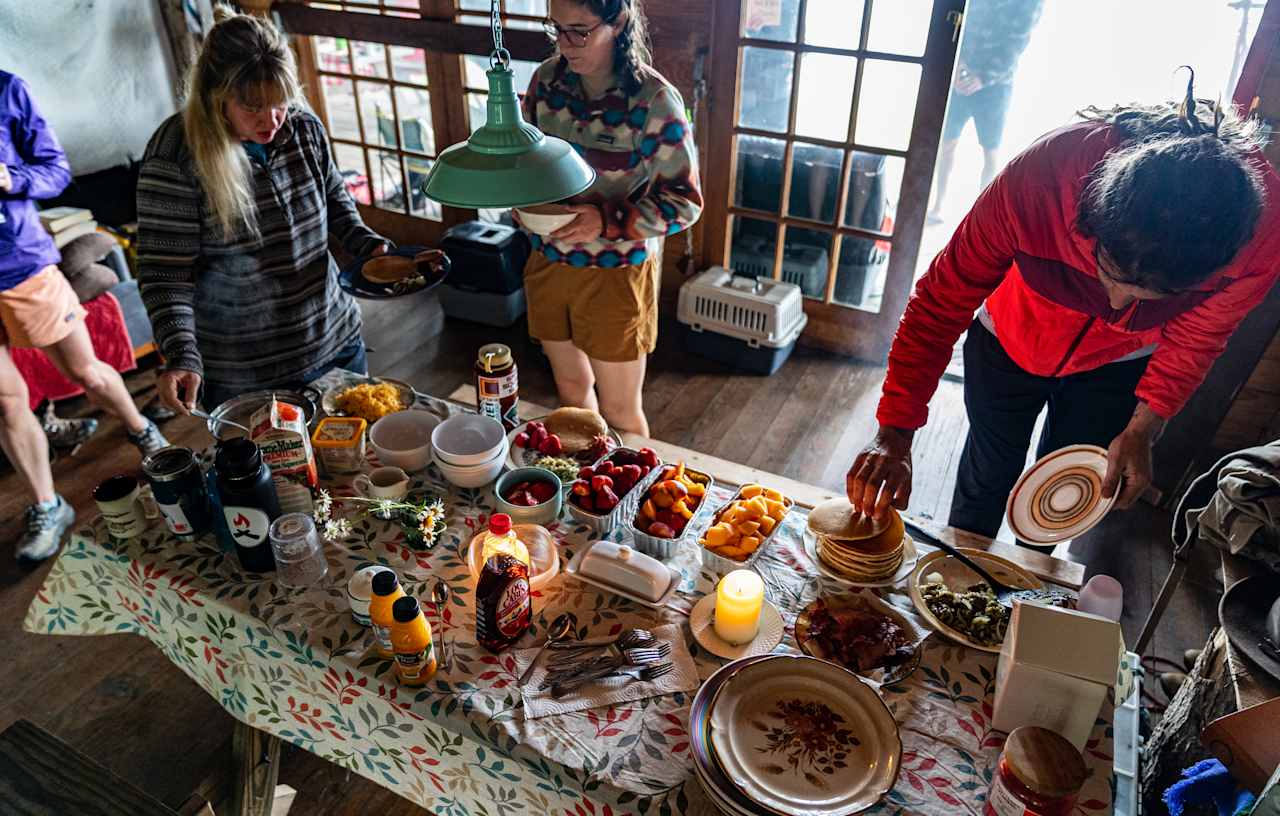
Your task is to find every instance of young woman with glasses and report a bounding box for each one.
[519,0,702,436]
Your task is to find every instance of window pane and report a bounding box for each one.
[506,0,546,15]
[334,143,369,205]
[394,87,434,154]
[356,80,396,146]
[459,0,488,10]
[843,152,904,234]
[867,0,933,57]
[781,226,832,299]
[743,0,801,42]
[405,155,440,221]
[733,135,786,214]
[789,143,843,222]
[795,53,856,141]
[368,149,405,213]
[350,40,388,78]
[390,46,427,85]
[738,47,793,133]
[322,77,360,142]
[855,60,920,150]
[464,55,540,94]
[385,0,419,9]
[729,216,779,279]
[803,0,864,51]
[468,91,488,131]
[314,37,350,75]
[834,238,890,311]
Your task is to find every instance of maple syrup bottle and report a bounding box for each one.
[475,514,532,652]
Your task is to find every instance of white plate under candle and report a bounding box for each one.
[690,593,784,659]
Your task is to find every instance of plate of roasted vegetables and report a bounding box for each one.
[908,548,1042,652]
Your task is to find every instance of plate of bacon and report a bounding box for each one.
[794,593,928,684]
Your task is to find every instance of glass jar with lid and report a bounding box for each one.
[985,727,1086,816]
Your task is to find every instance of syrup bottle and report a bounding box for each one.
[475,513,532,652]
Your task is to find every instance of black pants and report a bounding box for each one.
[948,322,1149,540]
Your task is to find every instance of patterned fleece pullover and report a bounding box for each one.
[521,58,703,268]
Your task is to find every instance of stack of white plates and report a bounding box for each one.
[689,654,901,815]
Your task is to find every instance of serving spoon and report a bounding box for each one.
[517,612,578,686]
[904,520,1073,609]
[190,407,251,435]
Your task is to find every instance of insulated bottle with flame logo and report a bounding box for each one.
[214,438,282,572]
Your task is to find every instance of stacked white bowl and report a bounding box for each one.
[431,414,508,487]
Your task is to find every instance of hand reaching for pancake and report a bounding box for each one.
[847,426,914,519]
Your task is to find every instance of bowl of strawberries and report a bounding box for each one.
[493,467,563,525]
[566,447,663,535]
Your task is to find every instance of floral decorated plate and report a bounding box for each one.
[707,655,900,816]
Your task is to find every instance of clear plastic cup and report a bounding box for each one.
[269,513,328,588]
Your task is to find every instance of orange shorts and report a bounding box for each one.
[523,251,660,363]
[0,265,86,349]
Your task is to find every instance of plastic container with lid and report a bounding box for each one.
[986,726,1087,816]
[347,564,395,626]
[312,416,368,475]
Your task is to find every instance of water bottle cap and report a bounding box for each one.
[489,513,512,535]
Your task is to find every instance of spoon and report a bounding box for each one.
[517,612,578,686]
[190,407,251,435]
[903,520,1074,609]
[431,578,451,661]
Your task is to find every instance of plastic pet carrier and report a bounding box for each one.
[676,268,807,375]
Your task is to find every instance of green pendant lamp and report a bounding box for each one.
[423,2,596,208]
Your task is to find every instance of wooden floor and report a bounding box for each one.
[0,294,1221,813]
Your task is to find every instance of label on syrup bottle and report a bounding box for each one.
[494,578,531,638]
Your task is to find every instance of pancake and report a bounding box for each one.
[543,406,609,454]
[810,506,906,582]
[361,255,417,284]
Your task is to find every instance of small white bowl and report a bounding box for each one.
[433,443,507,488]
[514,204,577,236]
[432,414,507,466]
[369,410,439,472]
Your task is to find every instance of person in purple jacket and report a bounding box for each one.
[0,71,169,562]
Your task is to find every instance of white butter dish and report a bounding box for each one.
[565,540,681,608]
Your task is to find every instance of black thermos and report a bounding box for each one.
[214,438,282,572]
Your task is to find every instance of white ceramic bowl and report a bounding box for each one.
[431,414,507,466]
[369,410,439,472]
[514,204,577,236]
[433,443,507,488]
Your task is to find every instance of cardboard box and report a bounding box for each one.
[993,601,1121,749]
[1203,696,1280,794]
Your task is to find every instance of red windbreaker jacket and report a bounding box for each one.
[877,121,1280,430]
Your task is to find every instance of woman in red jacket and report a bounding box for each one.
[848,79,1278,543]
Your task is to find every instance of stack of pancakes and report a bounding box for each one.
[807,500,906,582]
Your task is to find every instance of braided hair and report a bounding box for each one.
[1076,68,1266,293]
[558,0,652,96]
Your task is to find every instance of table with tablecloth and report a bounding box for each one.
[24,384,1115,816]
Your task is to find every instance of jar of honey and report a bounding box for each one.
[985,727,1086,816]
[475,343,519,431]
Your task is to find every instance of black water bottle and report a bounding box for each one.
[214,438,282,572]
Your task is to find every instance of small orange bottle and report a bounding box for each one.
[368,569,405,658]
[390,596,437,686]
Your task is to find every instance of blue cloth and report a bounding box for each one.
[0,72,72,292]
[242,141,270,167]
[1165,759,1257,816]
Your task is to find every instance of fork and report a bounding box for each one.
[550,662,674,698]
[544,644,671,679]
[548,628,656,652]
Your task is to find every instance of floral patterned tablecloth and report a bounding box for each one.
[24,386,1114,816]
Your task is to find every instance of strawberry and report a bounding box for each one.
[571,479,591,497]
[577,466,595,481]
[621,464,643,484]
[591,474,614,493]
[638,448,659,468]
[539,433,563,456]
[595,486,620,512]
[514,431,530,448]
[529,481,556,503]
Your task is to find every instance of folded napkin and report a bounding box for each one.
[516,623,698,719]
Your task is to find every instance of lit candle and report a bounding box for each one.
[714,570,765,645]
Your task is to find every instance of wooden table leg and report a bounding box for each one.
[231,721,282,816]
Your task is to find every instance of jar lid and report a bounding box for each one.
[477,344,512,372]
[142,446,197,482]
[215,438,262,479]
[1004,727,1087,798]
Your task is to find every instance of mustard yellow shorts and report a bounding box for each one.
[523,251,660,363]
[0,265,86,349]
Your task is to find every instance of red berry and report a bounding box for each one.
[540,434,563,456]
[514,431,530,448]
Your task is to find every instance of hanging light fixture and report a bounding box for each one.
[423,1,596,208]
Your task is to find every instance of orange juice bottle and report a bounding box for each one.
[390,596,437,686]
[368,569,405,658]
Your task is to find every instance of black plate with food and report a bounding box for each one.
[340,246,450,299]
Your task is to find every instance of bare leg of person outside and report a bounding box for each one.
[41,322,154,437]
[591,355,648,438]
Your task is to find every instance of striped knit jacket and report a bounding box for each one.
[136,109,381,393]
[521,59,703,268]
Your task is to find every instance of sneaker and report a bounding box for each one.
[17,496,75,562]
[127,419,170,457]
[42,405,99,449]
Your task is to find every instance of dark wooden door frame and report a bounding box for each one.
[1153,0,1280,503]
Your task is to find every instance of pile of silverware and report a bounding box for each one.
[533,627,674,698]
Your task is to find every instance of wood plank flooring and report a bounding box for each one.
[0,295,1220,813]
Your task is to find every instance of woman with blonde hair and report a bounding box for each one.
[138,9,389,412]
[520,0,702,436]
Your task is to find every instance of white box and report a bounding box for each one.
[993,601,1121,749]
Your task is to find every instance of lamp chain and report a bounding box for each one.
[490,0,511,69]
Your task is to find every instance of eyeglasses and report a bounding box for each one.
[543,20,605,48]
